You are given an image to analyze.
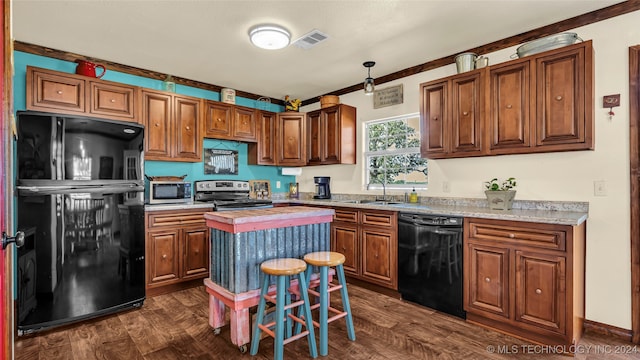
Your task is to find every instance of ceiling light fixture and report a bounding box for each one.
[249,25,291,50]
[363,61,376,95]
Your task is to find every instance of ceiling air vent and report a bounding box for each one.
[292,29,329,50]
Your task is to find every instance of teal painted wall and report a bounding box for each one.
[13,51,294,191]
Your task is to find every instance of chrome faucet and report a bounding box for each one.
[367,181,389,201]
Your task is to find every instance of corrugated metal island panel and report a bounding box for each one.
[210,222,330,293]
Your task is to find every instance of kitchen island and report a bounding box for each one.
[202,206,335,352]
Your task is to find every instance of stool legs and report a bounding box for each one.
[318,265,329,355]
[336,264,356,342]
[250,275,270,356]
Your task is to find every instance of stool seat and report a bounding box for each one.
[304,251,345,267]
[261,258,307,276]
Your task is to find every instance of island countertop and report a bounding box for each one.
[204,206,335,233]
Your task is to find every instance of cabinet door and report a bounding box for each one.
[515,250,566,334]
[361,227,397,289]
[182,226,209,279]
[233,106,257,142]
[420,81,448,158]
[204,101,232,138]
[535,45,590,149]
[489,61,532,151]
[147,230,180,285]
[307,110,322,164]
[142,90,172,160]
[173,96,202,161]
[277,113,306,166]
[451,72,483,155]
[322,106,341,164]
[89,81,138,122]
[465,243,509,318]
[27,67,86,114]
[248,111,277,165]
[332,223,358,276]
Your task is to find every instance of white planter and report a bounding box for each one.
[484,190,516,210]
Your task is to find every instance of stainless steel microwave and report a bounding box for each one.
[146,181,192,204]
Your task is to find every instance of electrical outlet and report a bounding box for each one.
[594,180,607,196]
[443,181,451,193]
[276,181,281,189]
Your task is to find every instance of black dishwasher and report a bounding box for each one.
[397,212,465,319]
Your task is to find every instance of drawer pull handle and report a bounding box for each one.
[535,288,542,295]
[485,277,491,283]
[508,233,515,238]
[110,99,116,103]
[555,95,563,101]
[506,104,512,109]
[57,90,63,95]
[162,254,167,259]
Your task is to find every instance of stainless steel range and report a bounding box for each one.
[194,180,273,211]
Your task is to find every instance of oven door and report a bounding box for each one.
[214,200,274,211]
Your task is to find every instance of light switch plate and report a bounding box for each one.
[594,180,607,196]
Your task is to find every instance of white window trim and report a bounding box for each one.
[363,112,427,191]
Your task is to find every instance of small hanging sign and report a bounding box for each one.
[373,84,403,109]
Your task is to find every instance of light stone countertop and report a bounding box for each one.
[144,196,588,226]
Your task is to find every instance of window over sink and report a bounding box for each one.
[364,113,427,190]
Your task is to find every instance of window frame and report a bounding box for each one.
[363,112,427,191]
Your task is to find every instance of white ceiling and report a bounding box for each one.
[12,0,623,101]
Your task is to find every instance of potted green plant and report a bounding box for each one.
[484,177,517,210]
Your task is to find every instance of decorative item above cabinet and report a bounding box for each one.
[420,40,594,159]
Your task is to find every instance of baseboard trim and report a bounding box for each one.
[583,319,633,342]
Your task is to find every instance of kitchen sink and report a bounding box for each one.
[336,199,404,205]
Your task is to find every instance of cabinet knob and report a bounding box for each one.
[185,126,190,131]
[195,249,199,254]
[341,246,346,251]
[535,288,542,294]
[162,254,167,259]
[433,117,438,121]
[506,104,513,109]
[110,99,116,103]
[375,253,379,259]
[57,90,63,95]
[555,95,563,101]
[217,118,222,122]
[485,277,491,283]
[462,111,469,116]
[155,123,160,127]
[508,233,515,238]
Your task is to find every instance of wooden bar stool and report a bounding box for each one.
[299,251,356,356]
[250,258,317,360]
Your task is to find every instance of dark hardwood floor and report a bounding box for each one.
[15,285,639,359]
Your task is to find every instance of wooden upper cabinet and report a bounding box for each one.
[489,59,532,152]
[88,81,138,122]
[142,89,202,162]
[26,66,140,123]
[535,43,593,150]
[277,112,307,166]
[204,101,257,142]
[420,70,485,159]
[420,40,594,159]
[247,111,277,165]
[233,106,258,142]
[27,66,86,114]
[307,104,357,165]
[204,101,232,138]
[173,96,202,161]
[142,90,172,159]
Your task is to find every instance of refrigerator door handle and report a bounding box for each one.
[17,184,143,196]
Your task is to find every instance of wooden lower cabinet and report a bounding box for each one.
[145,208,212,295]
[330,208,397,290]
[463,217,585,350]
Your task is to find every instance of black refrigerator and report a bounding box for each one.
[15,111,146,334]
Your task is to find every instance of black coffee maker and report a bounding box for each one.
[313,176,331,199]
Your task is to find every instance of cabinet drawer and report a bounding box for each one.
[89,81,138,121]
[334,209,358,223]
[147,210,211,229]
[361,211,395,228]
[468,220,566,251]
[27,67,86,113]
